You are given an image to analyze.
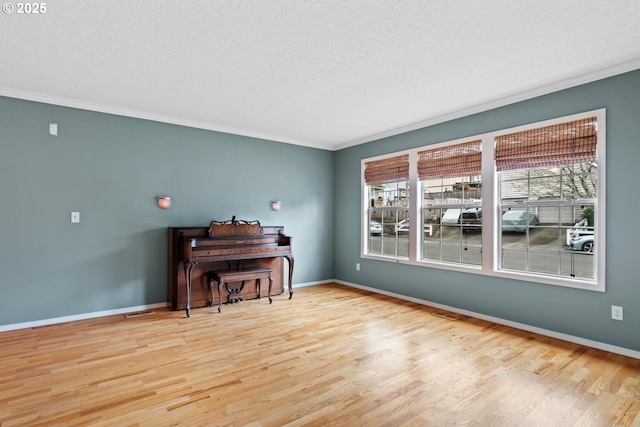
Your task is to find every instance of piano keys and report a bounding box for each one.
[167,217,294,316]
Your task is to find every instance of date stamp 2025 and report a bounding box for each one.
[3,2,47,14]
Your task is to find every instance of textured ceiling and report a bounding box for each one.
[2,1,640,150]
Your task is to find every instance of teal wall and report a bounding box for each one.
[334,69,640,352]
[0,97,334,325]
[2,70,639,353]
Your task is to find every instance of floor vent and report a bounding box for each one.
[124,310,155,319]
[431,311,460,321]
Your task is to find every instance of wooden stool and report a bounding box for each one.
[206,267,273,313]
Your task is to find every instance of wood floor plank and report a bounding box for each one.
[0,283,639,426]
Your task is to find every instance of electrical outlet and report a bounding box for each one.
[356,263,360,271]
[611,305,623,321]
[71,212,80,223]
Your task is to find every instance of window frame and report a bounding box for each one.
[361,109,606,292]
[361,150,414,261]
[418,138,484,267]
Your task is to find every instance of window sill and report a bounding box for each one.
[361,253,604,292]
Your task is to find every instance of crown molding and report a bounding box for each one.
[0,87,332,151]
[2,58,639,152]
[334,59,640,151]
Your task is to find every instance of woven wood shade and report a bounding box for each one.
[495,117,597,171]
[364,154,409,185]
[417,140,482,181]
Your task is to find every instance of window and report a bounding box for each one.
[419,140,482,266]
[361,109,605,291]
[496,117,599,281]
[363,154,410,259]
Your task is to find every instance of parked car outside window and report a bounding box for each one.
[370,220,382,235]
[502,210,539,232]
[458,208,482,231]
[570,235,594,253]
[441,208,461,226]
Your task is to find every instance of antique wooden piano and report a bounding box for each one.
[167,217,294,317]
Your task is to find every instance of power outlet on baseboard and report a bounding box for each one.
[611,305,623,321]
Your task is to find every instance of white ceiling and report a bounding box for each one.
[2,1,640,151]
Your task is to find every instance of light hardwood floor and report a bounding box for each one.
[1,283,639,427]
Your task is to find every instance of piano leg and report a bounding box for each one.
[217,280,224,313]
[285,255,295,299]
[184,262,198,318]
[268,274,274,304]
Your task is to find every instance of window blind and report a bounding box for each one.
[364,154,409,185]
[495,117,597,171]
[417,140,482,181]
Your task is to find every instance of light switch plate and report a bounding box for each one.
[71,212,80,223]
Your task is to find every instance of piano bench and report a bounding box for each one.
[206,267,274,313]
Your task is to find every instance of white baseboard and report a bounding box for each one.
[292,280,328,288]
[333,279,640,360]
[0,302,168,333]
[3,280,637,361]
[0,283,326,333]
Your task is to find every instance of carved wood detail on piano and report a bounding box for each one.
[208,215,263,236]
[167,218,294,317]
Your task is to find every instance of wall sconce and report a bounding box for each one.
[270,201,281,211]
[156,196,171,209]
